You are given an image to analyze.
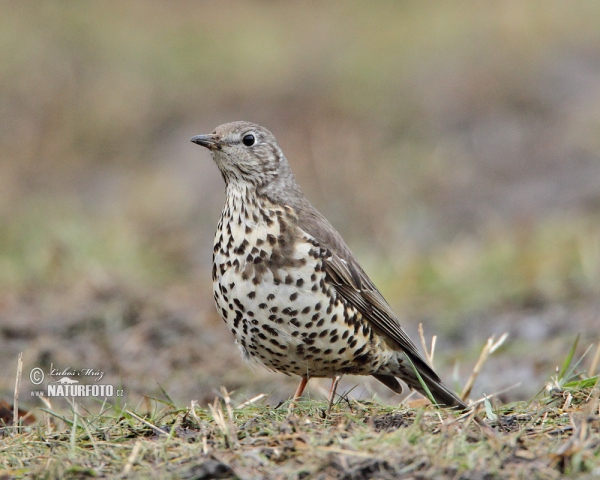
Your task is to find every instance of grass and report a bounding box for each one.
[1,343,598,479]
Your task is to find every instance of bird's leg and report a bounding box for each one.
[288,377,309,411]
[327,375,341,415]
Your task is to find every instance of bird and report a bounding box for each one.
[191,121,467,410]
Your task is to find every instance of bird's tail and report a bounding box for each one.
[394,356,468,410]
[414,368,467,410]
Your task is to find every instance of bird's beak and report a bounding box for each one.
[190,134,221,150]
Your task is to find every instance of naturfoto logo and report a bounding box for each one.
[29,366,124,398]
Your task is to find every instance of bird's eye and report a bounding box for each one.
[242,134,255,147]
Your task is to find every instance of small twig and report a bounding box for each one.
[190,400,202,427]
[39,395,53,434]
[123,441,143,475]
[220,387,237,445]
[418,323,435,367]
[327,376,341,416]
[461,333,508,401]
[588,342,600,378]
[236,393,268,409]
[125,410,167,437]
[69,399,78,458]
[13,352,23,433]
[208,394,238,447]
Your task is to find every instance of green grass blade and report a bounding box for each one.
[558,334,580,381]
[404,353,437,407]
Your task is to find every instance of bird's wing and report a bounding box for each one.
[295,204,442,382]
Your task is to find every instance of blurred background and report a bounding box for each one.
[1,1,599,410]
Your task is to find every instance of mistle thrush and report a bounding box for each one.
[191,121,466,409]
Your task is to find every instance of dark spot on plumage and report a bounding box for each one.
[303,338,315,345]
[269,306,278,313]
[290,292,298,301]
[267,293,275,301]
[258,303,267,309]
[221,308,228,319]
[290,319,300,327]
[253,256,263,264]
[310,273,317,282]
[318,329,329,338]
[342,330,349,340]
[248,291,256,299]
[305,322,313,329]
[355,353,370,365]
[245,225,252,234]
[354,323,360,334]
[268,314,277,321]
[256,238,264,246]
[311,313,319,321]
[291,331,299,337]
[250,327,259,334]
[354,345,366,356]
[251,319,259,325]
[262,324,278,335]
[326,305,333,314]
[315,302,322,311]
[247,311,254,317]
[330,335,339,343]
[246,254,253,263]
[267,234,276,245]
[311,284,318,292]
[316,318,325,327]
[301,306,311,315]
[285,275,293,285]
[338,347,346,354]
[251,246,259,255]
[233,299,245,312]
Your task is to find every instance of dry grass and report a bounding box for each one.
[1,338,598,479]
[1,382,598,479]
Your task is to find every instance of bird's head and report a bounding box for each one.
[191,121,300,198]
